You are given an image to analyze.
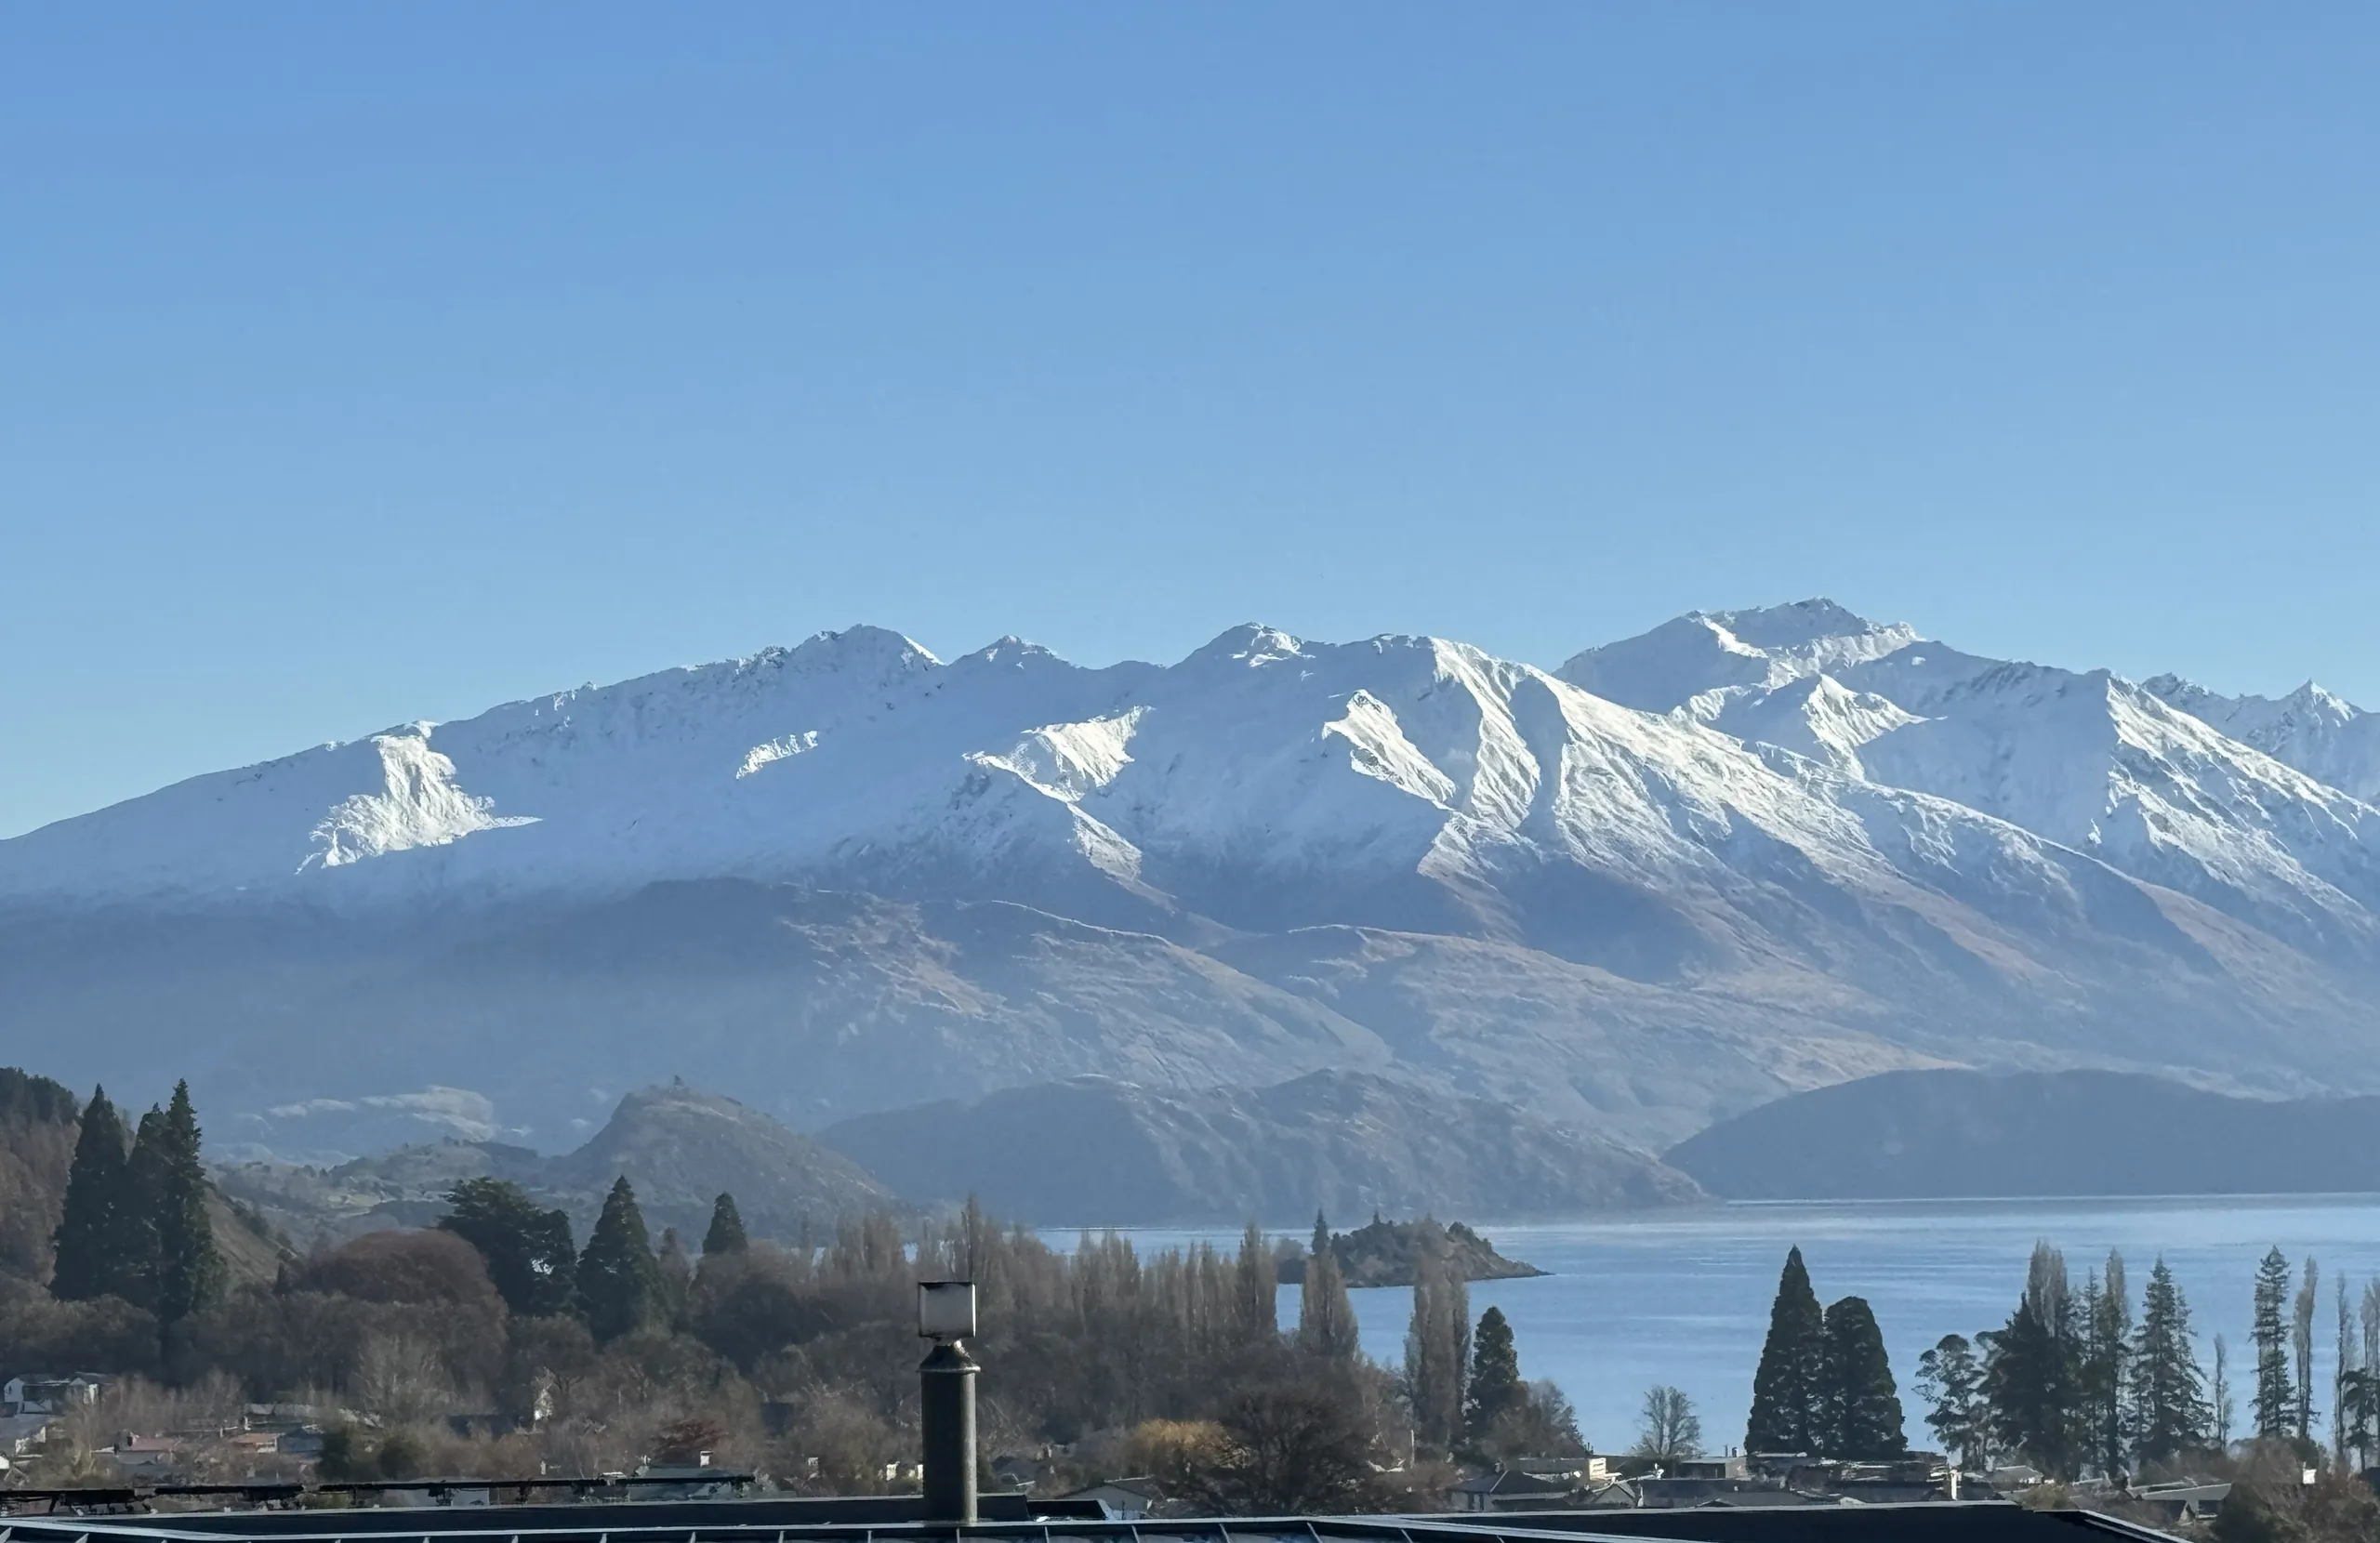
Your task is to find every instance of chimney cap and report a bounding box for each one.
[918,1280,976,1340]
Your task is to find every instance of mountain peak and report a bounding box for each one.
[1559,601,1919,714]
[1698,598,1906,653]
[1185,624,1307,668]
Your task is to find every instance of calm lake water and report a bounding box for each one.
[1075,1195,2380,1454]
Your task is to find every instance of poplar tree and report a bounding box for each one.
[701,1193,748,1257]
[577,1177,661,1343]
[1403,1224,1469,1455]
[1296,1212,1358,1361]
[50,1087,129,1301]
[2127,1258,2209,1465]
[2252,1247,2294,1438]
[654,1227,692,1328]
[2212,1335,2235,1451]
[1747,1246,1826,1453]
[148,1081,222,1323]
[1820,1296,1907,1458]
[1232,1221,1278,1347]
[2081,1256,2131,1478]
[1464,1306,1527,1449]
[2293,1257,2320,1442]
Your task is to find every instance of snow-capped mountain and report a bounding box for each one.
[1564,604,2380,957]
[7,609,2380,1154]
[2143,675,2380,803]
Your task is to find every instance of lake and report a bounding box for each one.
[1080,1195,2380,1454]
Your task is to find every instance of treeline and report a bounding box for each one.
[6,1085,1580,1510]
[1762,1238,2380,1485]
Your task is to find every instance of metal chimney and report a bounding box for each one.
[917,1280,978,1525]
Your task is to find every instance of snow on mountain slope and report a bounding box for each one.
[2145,675,2380,802]
[1703,675,1922,777]
[12,613,2380,1152]
[1558,600,1920,714]
[1568,602,2380,955]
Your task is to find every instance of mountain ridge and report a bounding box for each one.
[9,606,2380,1154]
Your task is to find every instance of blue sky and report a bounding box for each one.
[3,5,2376,837]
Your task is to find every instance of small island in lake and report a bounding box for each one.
[1276,1215,1545,1287]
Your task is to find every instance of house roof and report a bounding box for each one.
[1454,1470,1576,1496]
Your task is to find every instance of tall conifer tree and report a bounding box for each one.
[1987,1287,2078,1477]
[577,1177,661,1343]
[120,1105,170,1312]
[1747,1246,1826,1453]
[2129,1258,2210,1465]
[50,1087,129,1301]
[701,1193,748,1257]
[2252,1247,2295,1438]
[1821,1296,1907,1458]
[149,1081,222,1324]
[1464,1306,1527,1449]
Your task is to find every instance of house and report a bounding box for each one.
[4,1374,106,1414]
[1451,1468,1581,1511]
[105,1433,180,1476]
[1672,1455,1751,1481]
[1511,1455,1609,1484]
[0,1412,54,1457]
[2129,1480,2229,1523]
[1061,1478,1165,1520]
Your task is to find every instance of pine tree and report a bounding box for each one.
[1747,1246,1827,1454]
[1464,1306,1527,1449]
[119,1104,169,1312]
[441,1178,577,1317]
[146,1081,222,1324]
[1296,1211,1358,1361]
[1232,1221,1277,1347]
[1916,1334,1990,1471]
[2128,1258,2210,1465]
[1986,1287,2078,1477]
[576,1177,660,1342]
[701,1193,748,1257]
[2252,1247,2294,1438]
[50,1087,129,1301]
[1820,1296,1907,1459]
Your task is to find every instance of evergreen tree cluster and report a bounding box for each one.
[1908,1243,2214,1480]
[49,1082,222,1324]
[439,1178,754,1344]
[1744,1247,1907,1459]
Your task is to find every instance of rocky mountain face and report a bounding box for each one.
[221,1082,895,1246]
[7,607,2380,1167]
[1666,1068,2380,1200]
[818,1070,1703,1225]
